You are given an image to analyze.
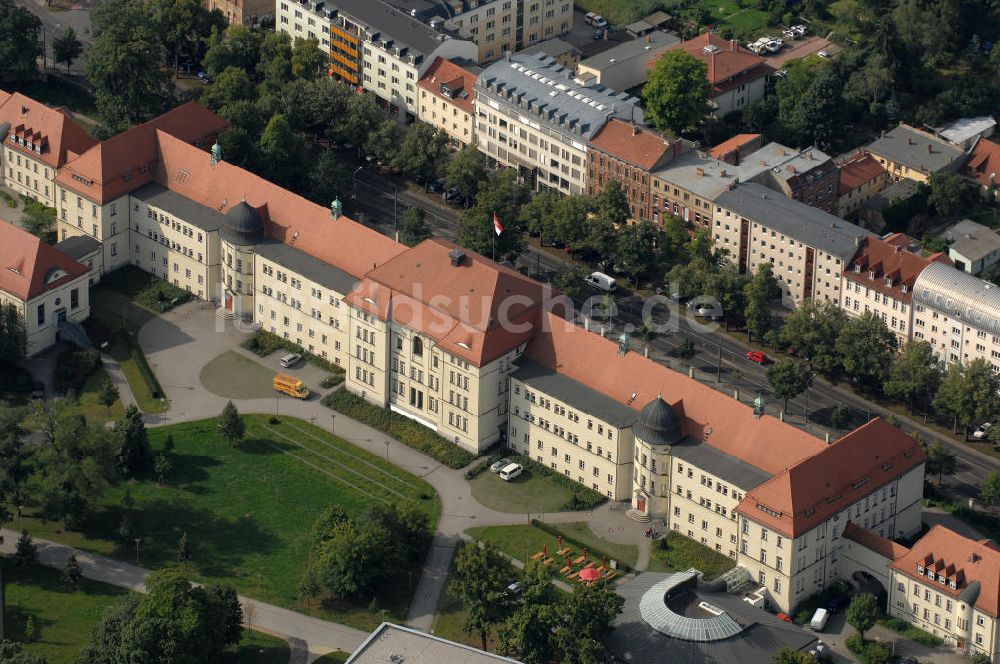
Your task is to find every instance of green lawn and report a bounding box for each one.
[223,632,292,664]
[16,415,440,631]
[312,652,351,663]
[469,468,577,514]
[200,350,286,400]
[68,366,125,425]
[466,522,637,568]
[646,532,736,580]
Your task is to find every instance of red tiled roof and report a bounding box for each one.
[838,151,887,195]
[965,138,1000,189]
[890,524,1000,617]
[153,130,405,280]
[417,57,477,116]
[672,33,766,89]
[0,90,96,169]
[57,102,228,204]
[522,311,827,475]
[737,418,926,538]
[842,521,910,560]
[345,239,545,366]
[588,118,678,171]
[842,236,943,303]
[708,134,761,161]
[0,220,88,300]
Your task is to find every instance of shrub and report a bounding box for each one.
[845,634,865,656]
[465,452,507,480]
[322,389,473,468]
[507,454,605,511]
[877,616,944,646]
[320,375,344,389]
[0,363,33,393]
[101,265,192,312]
[54,347,102,392]
[241,329,340,372]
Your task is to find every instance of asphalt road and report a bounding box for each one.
[15,0,93,75]
[347,167,999,502]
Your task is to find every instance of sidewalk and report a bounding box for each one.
[0,528,368,659]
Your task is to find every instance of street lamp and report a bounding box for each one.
[330,413,336,436]
[384,440,390,463]
[161,398,167,426]
[134,537,141,564]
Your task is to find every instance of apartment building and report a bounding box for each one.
[837,151,889,219]
[202,0,271,26]
[888,525,1000,661]
[0,90,96,208]
[912,261,1000,369]
[417,57,478,147]
[0,220,90,355]
[866,124,966,184]
[474,53,641,195]
[438,0,573,63]
[713,182,873,307]
[671,33,769,117]
[586,119,686,223]
[840,235,945,344]
[276,0,477,118]
[747,147,839,214]
[650,150,736,228]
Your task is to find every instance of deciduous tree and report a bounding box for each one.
[458,170,530,263]
[449,541,515,651]
[63,552,83,587]
[934,359,1000,434]
[884,340,943,412]
[52,27,83,74]
[399,207,432,247]
[744,263,780,342]
[258,114,311,189]
[113,405,152,479]
[981,471,1000,506]
[445,146,489,203]
[98,378,120,416]
[767,359,812,412]
[644,50,711,134]
[836,311,899,388]
[615,220,659,286]
[395,122,450,184]
[846,593,879,640]
[0,0,41,82]
[779,299,847,372]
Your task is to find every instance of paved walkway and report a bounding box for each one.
[101,356,138,410]
[0,528,368,658]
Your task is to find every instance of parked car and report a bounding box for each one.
[197,70,211,84]
[584,12,607,28]
[774,69,789,78]
[593,29,605,40]
[427,179,444,194]
[974,423,993,439]
[792,24,808,36]
[279,352,302,368]
[746,350,768,365]
[825,593,851,614]
[490,457,513,473]
[817,49,832,59]
[809,607,829,631]
[505,581,523,596]
[30,381,44,400]
[695,304,724,321]
[499,463,523,481]
[584,271,616,292]
[776,612,792,622]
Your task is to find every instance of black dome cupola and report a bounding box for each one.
[221,200,265,245]
[633,394,684,445]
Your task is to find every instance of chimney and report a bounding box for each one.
[632,125,640,136]
[584,316,591,331]
[448,248,466,266]
[644,346,649,357]
[733,388,740,401]
[927,144,932,154]
[907,137,914,145]
[855,235,862,247]
[825,432,831,444]
[779,410,784,422]
[688,367,694,378]
[647,35,651,43]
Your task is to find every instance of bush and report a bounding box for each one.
[877,616,945,646]
[54,347,102,392]
[0,363,33,394]
[845,634,865,655]
[530,519,630,572]
[241,329,340,373]
[101,265,192,312]
[320,375,344,389]
[121,330,164,399]
[465,452,506,480]
[322,389,474,468]
[508,454,605,510]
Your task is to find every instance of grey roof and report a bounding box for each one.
[255,240,358,294]
[222,200,267,245]
[862,177,917,213]
[609,572,818,664]
[329,0,459,56]
[512,359,637,427]
[54,234,101,261]
[938,116,996,146]
[639,572,742,641]
[652,150,739,202]
[634,396,684,445]
[958,580,982,606]
[942,219,1000,263]
[132,182,225,232]
[735,142,805,182]
[643,10,673,26]
[578,30,680,71]
[716,182,873,259]
[521,38,579,59]
[913,261,1000,335]
[476,53,641,140]
[866,124,965,176]
[348,623,521,663]
[625,20,654,34]
[669,436,772,490]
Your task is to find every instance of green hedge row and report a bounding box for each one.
[510,453,606,511]
[530,519,631,573]
[54,347,101,392]
[121,330,165,400]
[321,389,474,469]
[102,265,192,313]
[877,616,943,647]
[242,329,341,373]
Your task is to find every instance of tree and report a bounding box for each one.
[20,203,55,242]
[926,441,957,485]
[846,593,879,640]
[78,569,242,663]
[258,114,311,189]
[63,552,83,587]
[290,36,326,79]
[830,404,851,429]
[0,0,42,82]
[884,341,943,412]
[14,531,35,569]
[981,470,1000,506]
[201,66,256,111]
[676,337,697,359]
[22,617,36,644]
[836,312,899,389]
[0,640,45,663]
[113,405,152,479]
[154,454,171,487]
[445,146,489,203]
[396,122,450,184]
[365,119,403,167]
[0,304,27,366]
[593,180,631,227]
[773,647,817,664]
[553,265,588,300]
[87,0,173,131]
[498,561,557,663]
[744,263,780,342]
[644,50,711,135]
[307,150,353,210]
[518,188,560,246]
[779,299,848,372]
[399,207,432,247]
[615,220,659,287]
[934,359,1000,434]
[52,27,83,74]
[203,25,263,78]
[177,532,191,563]
[458,170,530,263]
[217,401,246,447]
[928,171,974,217]
[449,541,515,651]
[767,359,812,412]
[97,378,120,415]
[551,581,624,663]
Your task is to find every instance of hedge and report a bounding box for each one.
[530,519,631,573]
[54,347,101,392]
[242,329,341,373]
[121,330,165,400]
[101,265,191,313]
[877,616,944,647]
[319,375,345,389]
[510,453,606,511]
[321,389,474,469]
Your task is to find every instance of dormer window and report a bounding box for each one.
[901,284,908,293]
[949,580,957,589]
[869,270,876,279]
[917,565,925,574]
[938,575,947,584]
[885,276,892,287]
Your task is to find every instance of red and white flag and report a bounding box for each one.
[493,212,504,236]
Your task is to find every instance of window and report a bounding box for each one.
[36,303,45,326]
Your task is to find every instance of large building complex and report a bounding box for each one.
[474,53,641,195]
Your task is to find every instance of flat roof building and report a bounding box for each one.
[576,30,681,92]
[942,218,1000,275]
[348,623,521,663]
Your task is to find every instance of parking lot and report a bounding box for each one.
[763,35,843,68]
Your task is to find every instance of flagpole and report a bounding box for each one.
[492,210,496,262]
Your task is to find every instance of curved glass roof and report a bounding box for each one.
[638,572,744,642]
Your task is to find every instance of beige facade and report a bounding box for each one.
[0,272,89,356]
[418,88,475,146]
[663,456,745,561]
[445,0,573,63]
[417,58,477,148]
[889,572,996,657]
[3,146,57,207]
[55,187,131,275]
[841,273,914,343]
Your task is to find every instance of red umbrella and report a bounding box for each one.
[579,567,602,582]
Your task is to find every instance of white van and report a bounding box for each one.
[809,607,829,631]
[585,271,617,292]
[499,463,523,481]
